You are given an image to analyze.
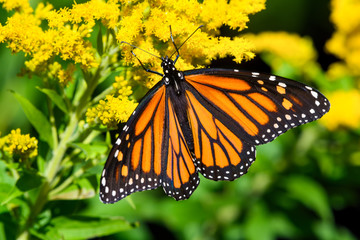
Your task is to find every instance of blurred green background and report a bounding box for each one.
[1,0,359,239]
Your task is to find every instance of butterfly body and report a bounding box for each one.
[99,57,330,203]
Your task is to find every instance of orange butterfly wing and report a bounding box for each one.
[100,83,199,203]
[183,69,330,180]
[100,67,330,203]
[100,84,166,203]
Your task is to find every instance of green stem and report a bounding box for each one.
[45,112,78,183]
[49,168,84,198]
[20,181,50,238]
[47,95,59,149]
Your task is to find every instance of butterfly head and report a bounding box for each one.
[161,56,176,73]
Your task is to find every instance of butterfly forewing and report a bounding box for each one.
[100,81,200,203]
[100,84,166,203]
[184,69,330,146]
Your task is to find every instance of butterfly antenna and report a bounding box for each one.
[170,25,204,62]
[121,41,162,60]
[121,41,163,76]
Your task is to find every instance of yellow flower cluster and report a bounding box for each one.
[0,0,120,79]
[86,95,138,128]
[117,0,265,87]
[320,90,360,130]
[243,32,317,71]
[0,0,32,13]
[326,0,360,76]
[112,76,133,96]
[0,129,38,159]
[87,0,265,126]
[48,62,76,86]
[86,76,138,128]
[2,0,266,127]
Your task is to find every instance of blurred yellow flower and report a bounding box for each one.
[0,0,32,13]
[0,129,38,159]
[326,0,360,75]
[321,90,360,130]
[243,32,317,71]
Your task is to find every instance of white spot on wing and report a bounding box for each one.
[311,91,318,98]
[252,72,260,77]
[278,82,286,87]
[101,177,106,186]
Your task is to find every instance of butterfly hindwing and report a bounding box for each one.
[185,89,256,180]
[162,94,199,200]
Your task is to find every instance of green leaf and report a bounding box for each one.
[37,87,68,113]
[0,183,23,205]
[97,25,104,56]
[283,175,331,220]
[49,216,136,239]
[0,161,23,204]
[0,221,8,240]
[11,91,54,148]
[0,206,17,240]
[15,170,44,192]
[70,142,108,158]
[50,177,95,200]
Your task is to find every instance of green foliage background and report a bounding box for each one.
[1,0,359,239]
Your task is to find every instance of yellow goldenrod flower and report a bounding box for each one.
[113,76,133,97]
[48,62,75,85]
[86,75,138,128]
[117,0,265,87]
[1,1,102,77]
[326,0,360,75]
[0,129,38,159]
[86,95,138,128]
[2,0,266,128]
[243,32,317,71]
[321,90,360,130]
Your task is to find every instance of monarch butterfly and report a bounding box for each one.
[99,27,330,203]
